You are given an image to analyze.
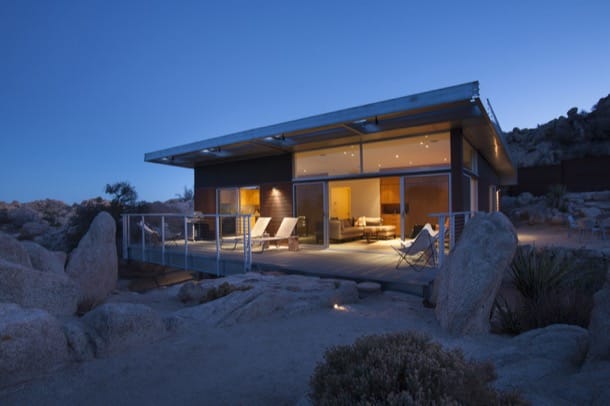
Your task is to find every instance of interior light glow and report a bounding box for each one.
[333,303,348,311]
[395,154,399,158]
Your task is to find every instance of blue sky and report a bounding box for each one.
[1,0,609,203]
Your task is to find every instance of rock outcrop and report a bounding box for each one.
[0,303,70,387]
[66,211,118,303]
[587,279,610,361]
[0,258,80,316]
[0,231,32,267]
[492,324,589,396]
[433,212,518,335]
[81,303,170,357]
[505,93,610,168]
[175,273,359,326]
[21,240,66,274]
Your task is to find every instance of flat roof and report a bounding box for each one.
[145,81,516,183]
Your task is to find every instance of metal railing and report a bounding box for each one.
[121,213,253,275]
[428,211,478,266]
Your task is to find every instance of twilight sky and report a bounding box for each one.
[1,0,609,204]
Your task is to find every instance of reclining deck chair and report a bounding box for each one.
[393,227,437,271]
[137,221,162,246]
[252,217,299,253]
[221,217,271,249]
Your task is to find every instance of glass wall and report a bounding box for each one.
[363,133,450,173]
[403,174,449,238]
[294,144,360,179]
[294,182,326,246]
[218,188,239,236]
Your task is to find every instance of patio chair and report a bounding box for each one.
[221,217,271,249]
[137,221,161,245]
[252,217,299,253]
[393,228,437,271]
[162,223,184,247]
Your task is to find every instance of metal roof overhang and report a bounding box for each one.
[145,81,516,184]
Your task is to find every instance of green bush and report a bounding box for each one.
[309,332,527,405]
[493,246,603,334]
[199,282,252,303]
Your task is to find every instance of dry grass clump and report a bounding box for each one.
[199,282,252,304]
[309,331,527,405]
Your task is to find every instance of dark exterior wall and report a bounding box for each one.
[476,154,500,212]
[194,187,216,213]
[508,156,610,196]
[260,182,293,235]
[195,154,292,188]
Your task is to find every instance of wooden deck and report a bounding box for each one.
[127,239,437,297]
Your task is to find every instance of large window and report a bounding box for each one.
[363,133,450,173]
[294,144,360,179]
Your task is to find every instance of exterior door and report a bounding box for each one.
[293,182,328,248]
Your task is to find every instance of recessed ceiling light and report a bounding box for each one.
[395,154,399,158]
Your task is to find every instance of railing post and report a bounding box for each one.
[140,215,145,261]
[183,215,188,270]
[215,214,221,277]
[437,215,445,267]
[161,216,166,266]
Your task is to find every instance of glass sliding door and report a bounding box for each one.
[217,188,239,236]
[293,182,327,247]
[402,174,450,239]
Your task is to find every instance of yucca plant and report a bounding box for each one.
[510,246,574,301]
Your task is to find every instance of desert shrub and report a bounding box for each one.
[309,331,527,405]
[65,198,109,250]
[200,282,252,303]
[493,246,603,334]
[545,184,567,211]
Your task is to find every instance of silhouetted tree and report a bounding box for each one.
[105,181,138,209]
[175,185,194,202]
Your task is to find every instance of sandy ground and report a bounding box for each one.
[0,288,512,406]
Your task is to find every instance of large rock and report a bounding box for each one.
[0,258,80,316]
[0,231,32,268]
[433,212,518,335]
[175,273,359,327]
[21,240,66,274]
[66,211,118,302]
[492,324,589,391]
[0,303,69,388]
[587,280,610,361]
[81,303,169,357]
[19,221,49,240]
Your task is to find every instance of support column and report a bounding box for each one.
[450,127,465,244]
[450,127,465,213]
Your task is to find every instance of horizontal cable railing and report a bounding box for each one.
[121,213,253,275]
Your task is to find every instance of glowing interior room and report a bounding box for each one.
[145,81,516,248]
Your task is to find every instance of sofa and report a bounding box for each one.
[357,216,396,240]
[329,218,363,242]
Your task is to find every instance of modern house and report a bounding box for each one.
[145,81,516,249]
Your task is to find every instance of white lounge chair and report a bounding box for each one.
[221,217,271,249]
[393,227,437,271]
[252,217,299,253]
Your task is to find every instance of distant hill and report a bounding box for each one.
[504,93,610,167]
